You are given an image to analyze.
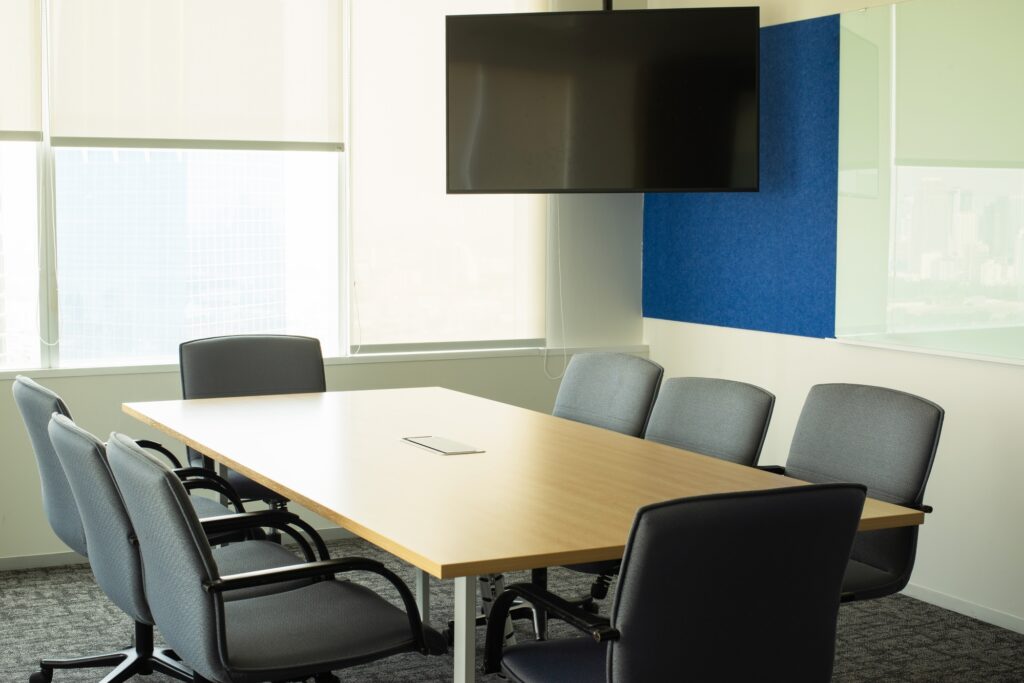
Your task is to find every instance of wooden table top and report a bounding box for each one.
[124,387,924,579]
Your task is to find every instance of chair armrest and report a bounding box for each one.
[483,583,619,674]
[913,503,933,514]
[757,464,787,475]
[204,556,436,655]
[204,557,380,593]
[199,510,329,561]
[135,439,183,469]
[175,467,246,513]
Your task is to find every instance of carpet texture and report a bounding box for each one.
[1,538,1022,682]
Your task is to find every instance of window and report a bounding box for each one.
[53,147,339,366]
[0,0,548,371]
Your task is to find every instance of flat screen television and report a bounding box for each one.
[446,7,759,194]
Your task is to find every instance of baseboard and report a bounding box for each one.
[903,582,1024,634]
[0,527,356,573]
[0,550,88,572]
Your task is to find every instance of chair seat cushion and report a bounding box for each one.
[501,637,607,683]
[842,558,903,601]
[188,495,235,518]
[227,469,287,503]
[223,578,418,679]
[212,540,312,601]
[564,559,620,576]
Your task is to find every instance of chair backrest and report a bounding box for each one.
[609,484,866,683]
[179,334,326,471]
[785,383,943,591]
[552,353,664,437]
[643,377,775,466]
[11,375,86,555]
[106,432,226,683]
[48,415,151,624]
[786,384,943,505]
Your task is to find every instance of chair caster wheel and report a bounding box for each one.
[580,600,600,615]
[30,671,52,683]
[313,673,340,683]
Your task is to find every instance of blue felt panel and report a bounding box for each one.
[642,14,839,339]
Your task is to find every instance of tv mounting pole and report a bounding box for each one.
[603,0,612,9]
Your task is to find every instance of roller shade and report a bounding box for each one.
[48,0,342,147]
[0,0,42,140]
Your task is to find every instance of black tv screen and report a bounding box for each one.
[446,7,759,194]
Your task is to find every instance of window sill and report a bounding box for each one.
[0,344,650,381]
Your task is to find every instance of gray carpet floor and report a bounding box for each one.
[1,537,1022,682]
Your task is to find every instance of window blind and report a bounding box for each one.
[349,0,547,348]
[48,0,342,147]
[0,0,42,140]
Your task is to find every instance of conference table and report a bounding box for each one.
[123,387,924,683]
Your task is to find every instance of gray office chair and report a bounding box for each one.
[45,415,329,683]
[13,375,246,523]
[12,376,86,557]
[484,483,867,682]
[179,334,326,507]
[472,353,664,640]
[106,431,444,683]
[765,383,943,602]
[535,376,774,635]
[552,352,665,436]
[644,376,775,466]
[554,353,664,611]
[12,376,302,682]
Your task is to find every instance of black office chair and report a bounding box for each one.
[179,334,326,508]
[644,376,775,466]
[106,431,445,683]
[44,414,331,683]
[484,483,867,682]
[763,383,943,602]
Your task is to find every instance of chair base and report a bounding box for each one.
[30,621,192,683]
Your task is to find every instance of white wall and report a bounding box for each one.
[646,318,1024,632]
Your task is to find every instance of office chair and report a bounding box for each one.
[540,376,777,626]
[106,431,445,683]
[551,352,664,436]
[12,376,86,557]
[547,353,664,618]
[484,483,867,682]
[763,383,943,602]
[470,353,664,641]
[44,415,331,683]
[13,375,247,522]
[12,375,297,682]
[644,376,775,466]
[179,334,327,508]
